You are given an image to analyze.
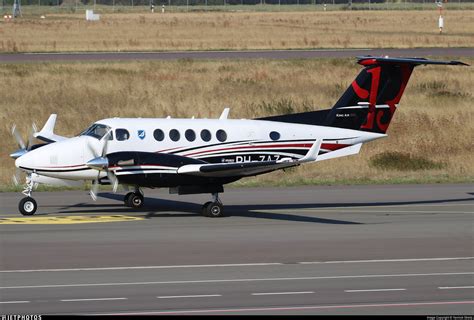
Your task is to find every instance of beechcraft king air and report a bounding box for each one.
[10,56,467,216]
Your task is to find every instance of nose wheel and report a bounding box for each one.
[19,197,37,216]
[17,174,38,216]
[202,193,224,218]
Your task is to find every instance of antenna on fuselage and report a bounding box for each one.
[219,107,230,120]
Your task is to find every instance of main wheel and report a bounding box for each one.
[201,201,212,216]
[19,197,37,216]
[127,193,144,209]
[124,192,134,207]
[204,202,224,218]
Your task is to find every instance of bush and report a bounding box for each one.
[369,151,445,171]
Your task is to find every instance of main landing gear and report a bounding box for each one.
[124,187,144,209]
[201,193,224,218]
[18,175,38,216]
[121,188,225,217]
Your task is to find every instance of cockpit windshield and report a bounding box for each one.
[79,124,112,140]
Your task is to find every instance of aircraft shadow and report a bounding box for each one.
[51,192,474,225]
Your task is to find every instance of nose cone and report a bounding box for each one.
[15,150,35,170]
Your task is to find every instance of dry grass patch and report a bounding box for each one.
[0,57,473,187]
[0,10,473,52]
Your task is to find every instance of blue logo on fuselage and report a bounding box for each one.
[138,130,146,140]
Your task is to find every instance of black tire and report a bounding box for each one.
[127,193,144,209]
[201,201,212,216]
[204,202,224,218]
[124,192,134,207]
[19,197,37,216]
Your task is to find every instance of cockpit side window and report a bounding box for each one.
[80,124,112,140]
[116,129,130,141]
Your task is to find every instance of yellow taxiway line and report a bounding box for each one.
[0,215,144,225]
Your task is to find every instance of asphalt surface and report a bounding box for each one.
[0,184,473,314]
[0,47,473,63]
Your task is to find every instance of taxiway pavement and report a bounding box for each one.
[0,184,473,314]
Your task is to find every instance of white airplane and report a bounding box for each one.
[9,56,467,217]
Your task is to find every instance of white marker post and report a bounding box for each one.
[436,1,444,34]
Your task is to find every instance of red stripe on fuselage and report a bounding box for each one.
[183,143,350,157]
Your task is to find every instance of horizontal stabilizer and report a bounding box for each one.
[357,56,469,67]
[34,114,67,143]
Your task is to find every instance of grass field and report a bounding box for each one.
[1,58,472,189]
[1,10,473,52]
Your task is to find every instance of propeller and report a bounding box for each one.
[85,130,119,201]
[11,123,38,186]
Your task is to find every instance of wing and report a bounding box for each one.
[177,139,322,178]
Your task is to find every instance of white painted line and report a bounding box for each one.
[60,297,127,302]
[299,257,474,265]
[0,300,30,304]
[439,286,474,290]
[1,272,472,290]
[157,294,222,299]
[252,291,314,296]
[345,288,406,293]
[301,203,474,209]
[0,262,283,273]
[90,300,474,315]
[266,209,474,214]
[1,257,472,273]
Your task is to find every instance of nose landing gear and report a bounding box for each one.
[18,174,38,216]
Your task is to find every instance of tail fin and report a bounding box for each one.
[258,57,467,134]
[326,57,467,133]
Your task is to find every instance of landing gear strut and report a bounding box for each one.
[18,174,38,216]
[124,187,144,209]
[202,193,224,218]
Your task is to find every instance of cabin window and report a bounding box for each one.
[116,129,130,141]
[216,129,227,142]
[153,129,165,141]
[200,129,211,142]
[269,131,281,141]
[185,129,196,142]
[169,129,180,142]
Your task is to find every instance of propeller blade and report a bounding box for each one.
[90,180,99,201]
[86,139,99,158]
[13,168,23,186]
[107,171,119,193]
[27,123,37,151]
[101,129,112,158]
[12,174,19,186]
[11,124,26,150]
